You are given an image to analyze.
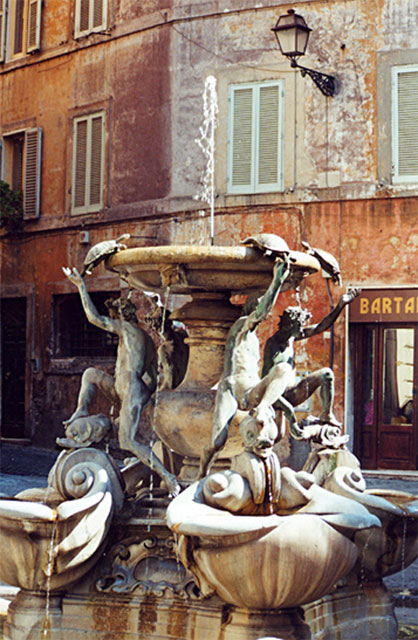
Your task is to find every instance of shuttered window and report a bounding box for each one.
[75,0,108,38]
[72,112,105,215]
[227,81,283,194]
[0,0,5,62]
[0,128,42,219]
[392,65,418,183]
[27,0,42,52]
[7,0,41,57]
[23,128,42,219]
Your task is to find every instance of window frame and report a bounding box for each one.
[0,0,6,62]
[0,127,42,219]
[53,291,119,359]
[74,0,108,39]
[391,64,418,184]
[3,0,41,60]
[227,80,284,195]
[71,111,105,216]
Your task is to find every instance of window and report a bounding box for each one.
[0,128,42,219]
[75,0,108,38]
[54,292,119,358]
[0,0,42,60]
[227,81,284,194]
[392,65,418,183]
[0,0,6,62]
[72,112,105,215]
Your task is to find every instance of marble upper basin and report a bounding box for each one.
[107,245,320,295]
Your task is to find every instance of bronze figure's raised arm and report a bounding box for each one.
[262,287,361,431]
[199,257,295,477]
[62,266,180,496]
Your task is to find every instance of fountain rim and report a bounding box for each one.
[108,245,320,270]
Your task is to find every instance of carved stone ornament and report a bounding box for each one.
[96,534,202,600]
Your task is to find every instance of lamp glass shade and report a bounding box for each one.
[272,10,311,58]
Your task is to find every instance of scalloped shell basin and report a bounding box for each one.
[108,245,320,294]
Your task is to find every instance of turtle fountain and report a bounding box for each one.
[0,238,417,640]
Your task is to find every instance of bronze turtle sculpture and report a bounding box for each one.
[81,233,130,276]
[301,240,342,286]
[241,233,296,261]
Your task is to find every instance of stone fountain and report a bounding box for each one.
[0,240,417,640]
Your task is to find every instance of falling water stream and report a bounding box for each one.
[41,520,57,638]
[147,286,171,535]
[195,75,218,245]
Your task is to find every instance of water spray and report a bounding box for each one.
[195,75,218,246]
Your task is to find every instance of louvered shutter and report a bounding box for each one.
[27,0,42,52]
[229,86,254,192]
[0,0,6,63]
[394,68,418,181]
[93,0,107,31]
[76,0,90,36]
[73,118,88,210]
[257,84,281,189]
[228,81,283,194]
[72,113,104,214]
[76,0,107,36]
[14,0,25,54]
[89,114,103,206]
[23,127,42,219]
[0,139,3,179]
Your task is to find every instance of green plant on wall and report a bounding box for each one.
[0,180,23,229]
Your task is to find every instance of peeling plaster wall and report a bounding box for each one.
[170,0,418,203]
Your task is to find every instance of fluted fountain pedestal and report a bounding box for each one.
[109,245,319,480]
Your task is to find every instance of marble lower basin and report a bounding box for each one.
[166,480,380,610]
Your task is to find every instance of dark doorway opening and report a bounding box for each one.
[352,323,417,470]
[1,297,27,439]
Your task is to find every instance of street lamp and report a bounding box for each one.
[271,9,337,97]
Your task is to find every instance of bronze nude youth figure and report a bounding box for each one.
[62,267,180,496]
[199,257,300,478]
[261,287,361,430]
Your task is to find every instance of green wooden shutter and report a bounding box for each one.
[228,81,283,194]
[23,127,42,219]
[14,0,25,54]
[76,0,107,36]
[27,0,42,52]
[0,138,3,179]
[72,113,104,214]
[229,86,254,192]
[0,0,6,63]
[257,84,281,189]
[93,0,107,31]
[395,68,418,180]
[73,118,87,210]
[89,114,103,206]
[76,0,90,36]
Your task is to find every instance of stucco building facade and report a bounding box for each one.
[1,0,417,470]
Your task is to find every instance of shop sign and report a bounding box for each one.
[349,289,418,323]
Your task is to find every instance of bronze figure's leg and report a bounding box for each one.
[64,367,118,425]
[118,377,180,497]
[199,385,238,478]
[284,367,341,426]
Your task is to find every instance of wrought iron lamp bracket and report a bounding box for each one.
[290,58,337,97]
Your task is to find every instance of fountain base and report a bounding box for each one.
[4,575,399,639]
[3,516,400,640]
[303,582,398,640]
